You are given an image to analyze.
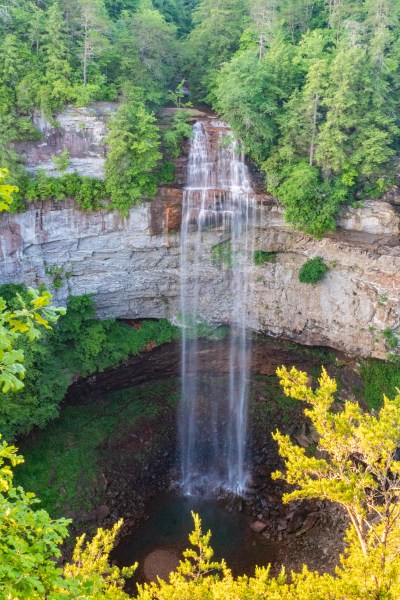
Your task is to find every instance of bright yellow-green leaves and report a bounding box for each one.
[60,521,136,599]
[0,289,66,393]
[273,365,400,596]
[0,168,18,212]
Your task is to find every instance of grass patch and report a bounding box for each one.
[251,376,298,426]
[253,251,277,265]
[211,240,233,268]
[360,359,400,410]
[15,380,178,517]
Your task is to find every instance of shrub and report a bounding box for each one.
[299,257,328,285]
[52,148,70,172]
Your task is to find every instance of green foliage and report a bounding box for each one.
[157,160,176,184]
[0,437,134,598]
[26,172,107,211]
[273,365,400,597]
[0,288,65,394]
[268,162,348,237]
[253,250,277,265]
[105,89,162,214]
[360,359,400,411]
[45,265,72,291]
[0,436,71,599]
[383,327,399,351]
[210,240,233,268]
[15,380,177,516]
[298,257,328,285]
[184,0,249,100]
[0,168,18,212]
[162,110,193,158]
[52,149,71,173]
[0,292,179,440]
[115,3,179,106]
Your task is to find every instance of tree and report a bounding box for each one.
[249,0,279,60]
[0,437,135,599]
[0,436,71,599]
[77,0,110,87]
[105,88,162,213]
[214,38,298,163]
[0,287,65,393]
[115,1,178,106]
[0,284,135,598]
[39,0,72,114]
[273,365,400,596]
[184,0,248,100]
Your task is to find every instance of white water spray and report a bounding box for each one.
[179,119,255,496]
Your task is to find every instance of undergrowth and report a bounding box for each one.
[15,380,178,516]
[0,287,180,439]
[360,359,400,411]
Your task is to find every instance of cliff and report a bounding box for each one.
[2,106,400,359]
[1,194,399,359]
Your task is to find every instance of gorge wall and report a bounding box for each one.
[1,194,399,359]
[1,107,400,359]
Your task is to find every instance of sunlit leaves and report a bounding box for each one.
[0,168,18,212]
[0,289,65,393]
[274,365,400,593]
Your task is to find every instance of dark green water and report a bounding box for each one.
[113,493,277,591]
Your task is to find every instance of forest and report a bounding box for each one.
[2,0,400,598]
[0,0,399,233]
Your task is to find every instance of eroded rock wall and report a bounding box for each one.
[13,103,118,178]
[1,195,399,359]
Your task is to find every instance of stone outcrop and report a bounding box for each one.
[1,193,399,359]
[13,103,118,179]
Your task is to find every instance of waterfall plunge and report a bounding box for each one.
[179,119,255,496]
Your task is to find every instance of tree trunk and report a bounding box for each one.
[309,93,319,166]
[83,17,88,87]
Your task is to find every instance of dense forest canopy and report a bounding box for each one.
[0,0,399,232]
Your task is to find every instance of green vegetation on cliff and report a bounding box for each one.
[0,286,179,439]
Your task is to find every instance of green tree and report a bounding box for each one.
[215,38,298,163]
[249,0,278,60]
[185,0,248,100]
[0,287,65,393]
[76,0,110,88]
[273,365,400,596]
[115,1,178,106]
[0,168,18,212]
[0,436,135,599]
[0,436,71,599]
[105,89,162,213]
[39,1,72,115]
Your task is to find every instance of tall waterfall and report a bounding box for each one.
[179,118,255,496]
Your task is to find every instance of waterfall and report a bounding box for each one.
[179,118,255,496]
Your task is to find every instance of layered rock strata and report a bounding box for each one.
[1,193,399,359]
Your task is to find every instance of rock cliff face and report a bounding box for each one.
[2,108,400,359]
[14,103,118,178]
[1,193,399,359]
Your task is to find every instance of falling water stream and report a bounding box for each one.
[179,118,255,496]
